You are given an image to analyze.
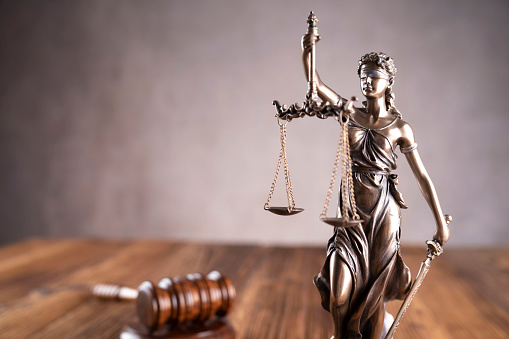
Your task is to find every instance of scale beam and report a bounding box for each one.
[273,100,344,122]
[273,95,357,122]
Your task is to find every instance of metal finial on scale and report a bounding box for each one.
[307,11,318,26]
[306,11,320,103]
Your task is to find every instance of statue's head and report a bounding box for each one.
[357,52,397,86]
[357,52,399,115]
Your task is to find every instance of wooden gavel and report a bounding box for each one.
[91,270,235,331]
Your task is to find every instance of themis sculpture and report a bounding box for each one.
[264,12,451,339]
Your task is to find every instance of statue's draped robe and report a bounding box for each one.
[314,117,412,339]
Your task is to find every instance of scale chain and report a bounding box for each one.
[343,118,360,220]
[264,121,297,212]
[281,123,296,210]
[320,126,343,219]
[264,123,284,209]
[341,119,349,219]
[264,146,282,209]
[320,113,360,221]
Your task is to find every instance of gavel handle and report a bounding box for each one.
[90,284,138,301]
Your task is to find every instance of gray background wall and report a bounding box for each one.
[0,0,508,247]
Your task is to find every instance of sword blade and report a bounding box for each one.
[385,217,451,339]
[385,257,431,339]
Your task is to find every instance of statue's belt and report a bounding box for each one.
[351,167,408,209]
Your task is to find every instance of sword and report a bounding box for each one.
[385,214,452,339]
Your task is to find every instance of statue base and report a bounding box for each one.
[120,318,235,339]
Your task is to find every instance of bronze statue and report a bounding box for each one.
[302,20,450,339]
[267,12,451,339]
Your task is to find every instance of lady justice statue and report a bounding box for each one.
[301,18,451,339]
[267,12,451,339]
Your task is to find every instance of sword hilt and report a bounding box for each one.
[426,240,443,259]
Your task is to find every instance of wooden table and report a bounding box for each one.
[0,239,507,338]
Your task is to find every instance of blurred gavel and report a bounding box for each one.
[91,270,235,331]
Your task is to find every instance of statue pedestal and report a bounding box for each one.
[120,318,235,339]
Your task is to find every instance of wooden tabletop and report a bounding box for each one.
[0,239,507,338]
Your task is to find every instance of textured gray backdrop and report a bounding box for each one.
[0,0,508,246]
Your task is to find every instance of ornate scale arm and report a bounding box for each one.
[273,96,356,122]
[273,99,343,121]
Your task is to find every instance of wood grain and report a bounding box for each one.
[0,239,507,338]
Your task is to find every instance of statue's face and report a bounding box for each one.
[359,64,390,98]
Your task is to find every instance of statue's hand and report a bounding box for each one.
[301,33,321,52]
[343,96,358,116]
[433,214,452,246]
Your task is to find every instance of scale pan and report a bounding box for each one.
[320,217,363,228]
[265,206,304,216]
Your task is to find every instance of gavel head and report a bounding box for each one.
[136,271,236,331]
